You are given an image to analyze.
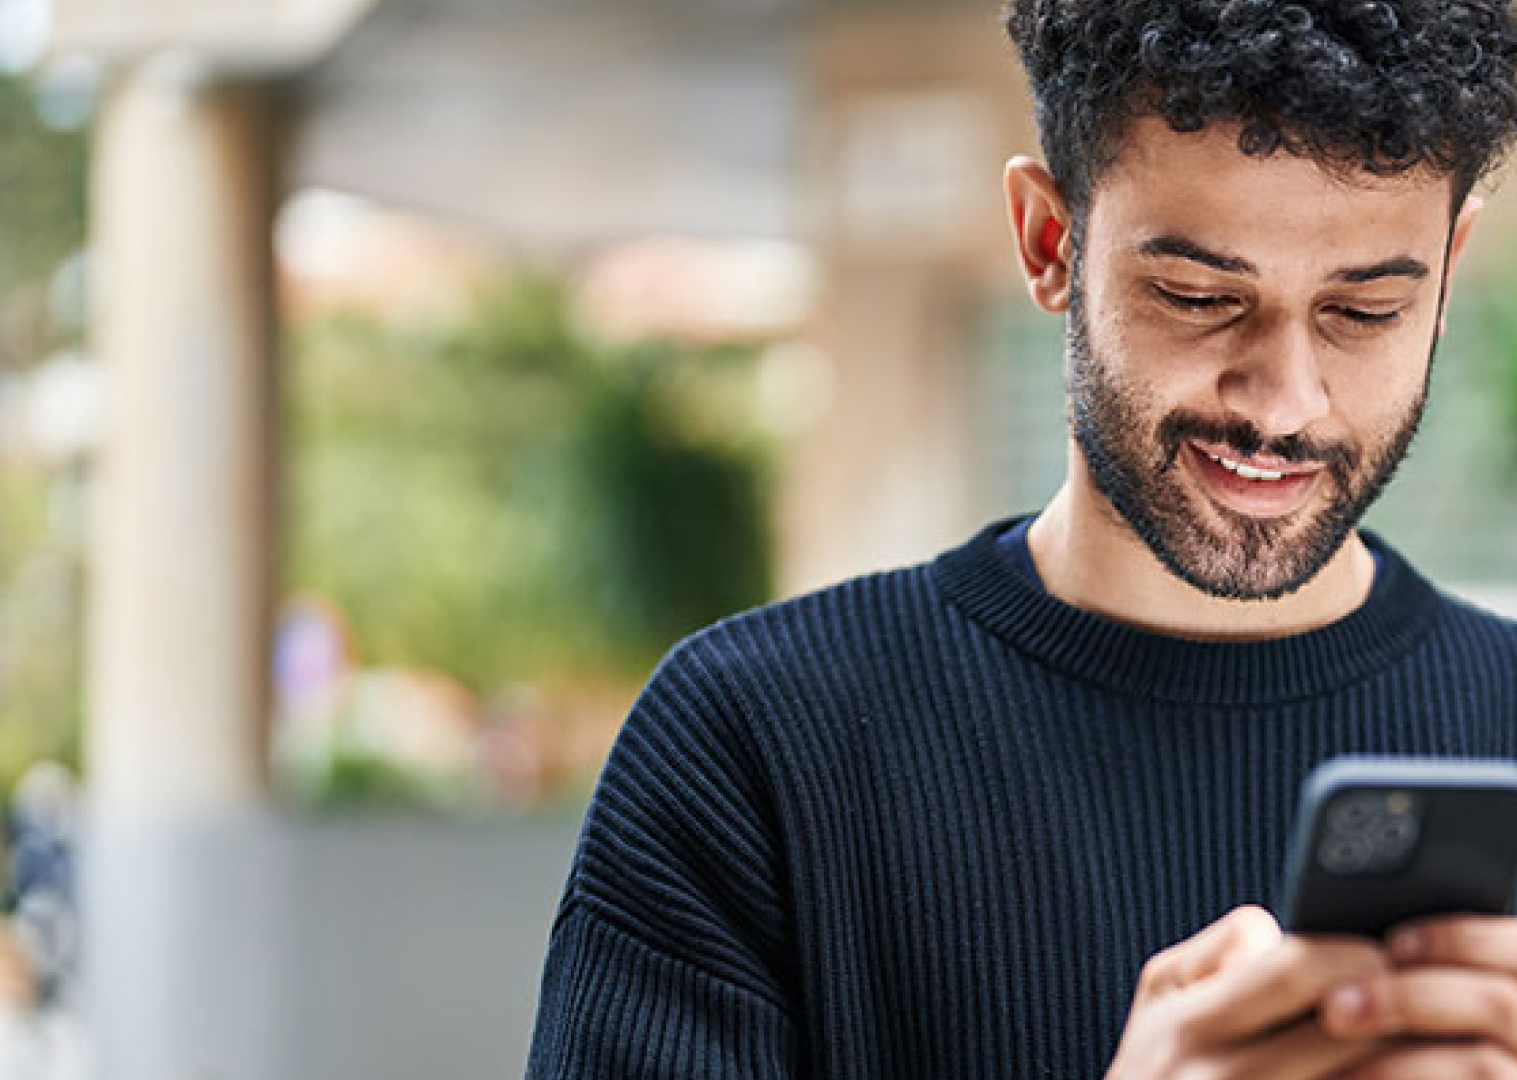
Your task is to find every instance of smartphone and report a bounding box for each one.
[1280,756,1517,938]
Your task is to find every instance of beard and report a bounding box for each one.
[1064,273,1432,602]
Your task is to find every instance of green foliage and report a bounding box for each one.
[561,344,771,663]
[0,468,83,795]
[0,75,89,371]
[1470,267,1517,473]
[0,74,89,795]
[303,749,448,813]
[284,274,774,693]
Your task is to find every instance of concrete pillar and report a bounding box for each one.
[87,63,281,820]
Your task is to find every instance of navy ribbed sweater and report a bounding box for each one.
[527,519,1517,1079]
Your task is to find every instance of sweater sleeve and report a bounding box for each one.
[525,634,801,1079]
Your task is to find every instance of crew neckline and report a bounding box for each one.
[933,517,1442,707]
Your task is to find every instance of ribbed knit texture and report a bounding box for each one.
[526,519,1517,1079]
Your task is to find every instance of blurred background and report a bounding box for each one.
[1,0,1516,1076]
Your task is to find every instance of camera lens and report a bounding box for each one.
[1326,793,1381,836]
[1319,835,1373,875]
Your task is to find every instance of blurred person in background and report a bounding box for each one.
[3,763,77,1008]
[0,762,80,1080]
[527,2,1517,1078]
[0,929,35,1014]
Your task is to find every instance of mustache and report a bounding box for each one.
[1158,410,1361,473]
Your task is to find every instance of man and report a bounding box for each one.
[528,2,1517,1077]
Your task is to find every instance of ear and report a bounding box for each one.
[1004,156,1074,314]
[1439,194,1484,336]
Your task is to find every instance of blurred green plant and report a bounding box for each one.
[563,342,771,660]
[0,74,90,798]
[1471,266,1517,474]
[0,74,89,371]
[0,470,82,795]
[313,750,434,810]
[284,272,774,694]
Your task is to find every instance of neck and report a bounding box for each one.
[1027,472,1378,643]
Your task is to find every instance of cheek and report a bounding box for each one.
[1323,350,1429,431]
[1080,276,1156,366]
[1309,331,1434,460]
[1083,271,1219,380]
[1326,309,1438,396]
[1088,303,1229,405]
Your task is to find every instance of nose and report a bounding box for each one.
[1217,317,1332,439]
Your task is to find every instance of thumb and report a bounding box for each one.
[1138,905,1282,1001]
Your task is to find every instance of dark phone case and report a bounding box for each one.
[1281,757,1517,938]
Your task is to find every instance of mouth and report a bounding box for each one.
[1184,441,1325,519]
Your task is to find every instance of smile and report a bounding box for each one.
[1186,442,1324,518]
[1200,450,1285,482]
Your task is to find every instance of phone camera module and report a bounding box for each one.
[1317,790,1422,876]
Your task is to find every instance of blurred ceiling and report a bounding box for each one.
[49,0,385,70]
[288,0,815,245]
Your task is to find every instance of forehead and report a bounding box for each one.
[1087,118,1455,265]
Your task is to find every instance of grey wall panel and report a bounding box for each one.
[85,813,581,1080]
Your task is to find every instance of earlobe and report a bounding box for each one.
[1004,156,1073,314]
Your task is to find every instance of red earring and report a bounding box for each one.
[1040,219,1064,264]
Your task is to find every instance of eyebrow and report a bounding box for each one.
[1331,257,1430,284]
[1137,235,1431,285]
[1138,236,1256,275]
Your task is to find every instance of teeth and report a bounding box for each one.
[1205,450,1285,482]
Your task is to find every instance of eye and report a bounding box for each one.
[1151,284,1240,316]
[1326,305,1403,327]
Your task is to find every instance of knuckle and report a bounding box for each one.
[1227,904,1271,930]
[1138,953,1171,992]
[1226,905,1280,944]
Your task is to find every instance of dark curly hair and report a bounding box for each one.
[1005,0,1517,221]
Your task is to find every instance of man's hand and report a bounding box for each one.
[1317,914,1517,1079]
[1105,906,1390,1080]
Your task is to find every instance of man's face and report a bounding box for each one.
[1066,119,1465,600]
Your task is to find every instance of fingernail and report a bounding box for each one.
[1327,984,1371,1027]
[1389,929,1423,960]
